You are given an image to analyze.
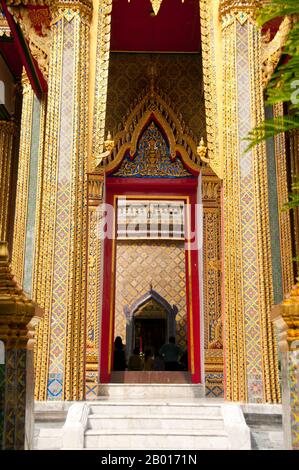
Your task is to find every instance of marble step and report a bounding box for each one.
[98,383,205,399]
[84,429,230,450]
[89,402,222,417]
[34,427,63,450]
[87,414,224,431]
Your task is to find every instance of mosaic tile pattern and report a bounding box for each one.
[265,106,283,305]
[23,96,41,296]
[237,22,263,402]
[205,373,224,398]
[47,20,75,399]
[4,349,26,449]
[115,240,187,350]
[106,53,206,143]
[289,351,299,450]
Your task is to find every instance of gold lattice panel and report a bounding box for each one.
[115,240,187,349]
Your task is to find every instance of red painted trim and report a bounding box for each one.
[107,177,198,193]
[99,176,202,384]
[189,192,201,383]
[100,186,116,383]
[1,0,47,96]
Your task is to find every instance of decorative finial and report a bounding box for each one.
[150,0,163,16]
[149,282,153,292]
[104,131,114,154]
[197,137,209,163]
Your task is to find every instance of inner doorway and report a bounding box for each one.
[134,318,166,355]
[125,292,177,358]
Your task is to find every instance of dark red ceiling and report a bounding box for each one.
[110,0,201,52]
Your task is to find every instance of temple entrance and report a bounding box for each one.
[124,289,178,358]
[134,318,166,355]
[99,101,203,386]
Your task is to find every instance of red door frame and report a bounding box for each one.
[99,177,202,384]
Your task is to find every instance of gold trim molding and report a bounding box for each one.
[97,88,201,174]
[272,280,299,351]
[0,241,43,350]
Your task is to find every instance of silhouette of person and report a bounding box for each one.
[113,336,126,371]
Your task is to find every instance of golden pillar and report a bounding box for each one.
[219,0,280,402]
[11,73,46,293]
[0,120,16,243]
[272,282,299,449]
[272,103,294,295]
[34,0,91,400]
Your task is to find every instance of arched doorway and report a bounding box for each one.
[124,287,178,357]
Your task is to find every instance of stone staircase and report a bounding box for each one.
[84,401,237,450]
[34,385,251,450]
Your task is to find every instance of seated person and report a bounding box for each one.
[159,336,183,371]
[128,347,143,371]
[144,349,154,371]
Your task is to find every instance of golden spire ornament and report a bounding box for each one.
[128,1,185,17]
[150,0,163,15]
[104,131,114,154]
[197,137,209,163]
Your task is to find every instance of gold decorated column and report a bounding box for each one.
[219,0,280,402]
[11,72,46,294]
[0,120,16,243]
[34,0,91,400]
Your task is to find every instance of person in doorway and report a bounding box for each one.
[128,347,143,371]
[113,336,126,371]
[144,349,154,371]
[159,336,183,371]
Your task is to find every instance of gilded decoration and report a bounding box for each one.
[0,242,42,450]
[273,103,294,295]
[85,173,104,398]
[11,73,34,287]
[202,172,223,397]
[7,5,51,79]
[0,120,16,242]
[113,121,192,178]
[105,53,206,155]
[199,0,223,178]
[92,0,112,168]
[272,280,299,350]
[98,88,201,174]
[271,281,299,449]
[220,8,280,402]
[34,1,90,401]
[0,242,42,350]
[0,7,11,37]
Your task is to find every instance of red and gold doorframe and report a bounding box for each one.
[99,177,202,384]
